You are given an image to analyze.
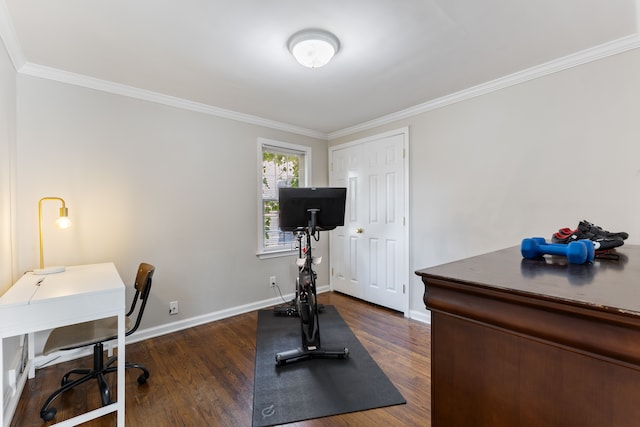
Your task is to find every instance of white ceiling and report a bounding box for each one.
[2,0,639,137]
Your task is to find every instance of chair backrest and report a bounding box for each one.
[126,262,155,336]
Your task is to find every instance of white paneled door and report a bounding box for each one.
[329,129,408,313]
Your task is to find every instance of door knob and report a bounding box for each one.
[356,228,364,234]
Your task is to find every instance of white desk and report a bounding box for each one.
[0,263,125,427]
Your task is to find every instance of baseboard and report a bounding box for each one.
[409,308,431,324]
[128,288,304,344]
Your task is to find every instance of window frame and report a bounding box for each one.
[256,138,311,259]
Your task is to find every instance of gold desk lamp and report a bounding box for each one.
[34,197,71,275]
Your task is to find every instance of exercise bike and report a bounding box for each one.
[275,204,349,366]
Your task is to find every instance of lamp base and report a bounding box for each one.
[33,266,65,275]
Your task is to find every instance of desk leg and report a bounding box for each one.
[28,333,35,379]
[117,310,125,426]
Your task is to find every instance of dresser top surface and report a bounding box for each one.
[416,245,640,316]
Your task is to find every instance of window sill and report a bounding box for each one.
[256,249,297,260]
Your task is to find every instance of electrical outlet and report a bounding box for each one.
[169,301,179,315]
[269,276,276,287]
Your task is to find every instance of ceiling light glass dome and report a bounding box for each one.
[288,29,340,68]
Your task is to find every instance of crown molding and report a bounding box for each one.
[16,62,328,140]
[0,0,25,70]
[328,33,640,140]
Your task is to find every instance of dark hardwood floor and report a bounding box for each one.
[11,292,431,426]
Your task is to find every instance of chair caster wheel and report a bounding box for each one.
[137,373,149,384]
[41,407,57,421]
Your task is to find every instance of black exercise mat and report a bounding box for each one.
[252,305,406,427]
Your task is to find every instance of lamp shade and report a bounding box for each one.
[288,29,340,68]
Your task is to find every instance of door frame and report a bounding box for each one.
[328,127,410,317]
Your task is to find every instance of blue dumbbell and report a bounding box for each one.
[521,237,594,264]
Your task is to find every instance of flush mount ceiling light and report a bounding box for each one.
[288,29,340,68]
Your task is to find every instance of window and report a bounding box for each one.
[257,138,311,257]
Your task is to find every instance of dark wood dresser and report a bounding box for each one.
[415,245,640,427]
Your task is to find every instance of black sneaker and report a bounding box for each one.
[578,220,628,240]
[552,228,624,251]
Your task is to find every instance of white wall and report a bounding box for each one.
[15,75,329,331]
[0,17,16,295]
[330,47,640,316]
